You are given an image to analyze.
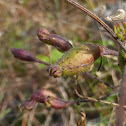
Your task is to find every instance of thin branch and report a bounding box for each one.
[35,59,50,66]
[73,82,125,108]
[99,89,119,100]
[65,0,126,52]
[74,76,84,98]
[77,97,126,109]
[83,72,118,90]
[116,65,126,126]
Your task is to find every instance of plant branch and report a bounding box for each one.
[74,83,124,108]
[65,0,126,52]
[74,86,126,108]
[83,72,118,90]
[99,89,119,100]
[77,97,126,109]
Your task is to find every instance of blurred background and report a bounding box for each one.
[0,0,125,125]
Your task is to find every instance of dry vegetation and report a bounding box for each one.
[0,0,125,126]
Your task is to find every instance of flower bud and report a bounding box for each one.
[47,96,75,109]
[37,28,51,44]
[20,88,75,110]
[31,88,57,103]
[10,48,37,62]
[37,28,73,52]
[48,43,118,78]
[10,48,50,66]
[48,43,101,77]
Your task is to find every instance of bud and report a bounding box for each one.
[10,48,50,66]
[48,43,101,77]
[37,28,51,44]
[31,88,57,103]
[47,96,75,109]
[48,43,118,77]
[37,28,73,52]
[20,88,75,110]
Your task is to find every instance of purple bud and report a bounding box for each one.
[48,97,75,109]
[10,48,50,66]
[21,88,75,110]
[37,28,73,52]
[10,48,37,62]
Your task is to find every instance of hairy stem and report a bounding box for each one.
[101,47,118,56]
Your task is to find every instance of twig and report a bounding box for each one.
[83,72,118,90]
[36,59,50,66]
[74,76,84,98]
[65,0,126,52]
[116,65,126,126]
[99,89,119,100]
[78,97,126,109]
[73,81,124,108]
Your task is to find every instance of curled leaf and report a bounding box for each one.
[37,28,73,52]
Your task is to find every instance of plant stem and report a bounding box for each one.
[36,59,50,66]
[101,48,118,56]
[116,65,126,126]
[99,89,119,100]
[83,72,117,90]
[78,97,126,109]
